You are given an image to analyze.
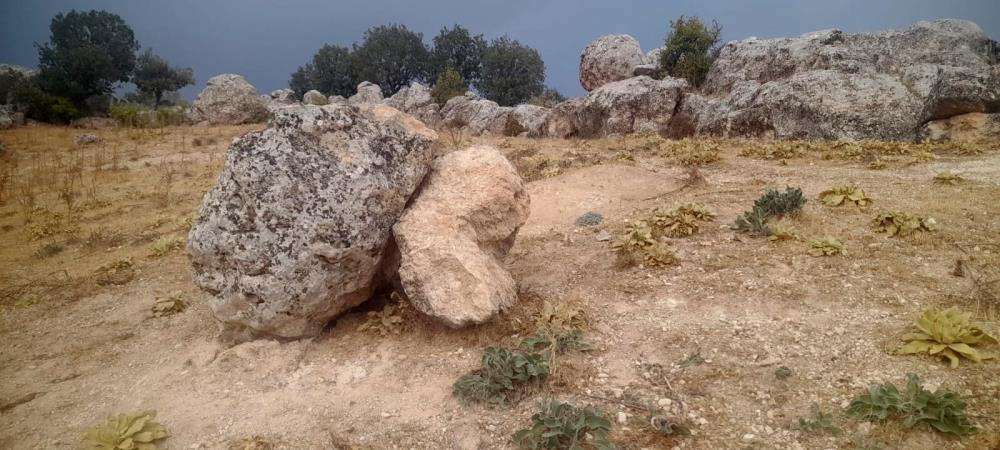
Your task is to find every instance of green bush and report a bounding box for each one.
[431,66,468,106]
[659,16,722,86]
[847,373,975,437]
[109,102,150,127]
[452,346,550,405]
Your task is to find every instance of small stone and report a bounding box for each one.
[617,411,628,425]
[595,230,612,242]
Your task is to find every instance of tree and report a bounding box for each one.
[351,24,430,95]
[289,64,312,98]
[477,36,545,107]
[431,66,468,106]
[429,25,485,84]
[133,49,194,109]
[659,16,722,87]
[36,10,140,107]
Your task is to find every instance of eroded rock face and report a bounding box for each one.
[188,74,267,125]
[689,20,1000,140]
[548,76,687,138]
[919,112,1000,143]
[579,35,648,91]
[385,82,441,127]
[188,104,437,340]
[393,145,529,327]
[440,92,511,135]
[302,90,328,105]
[349,81,384,105]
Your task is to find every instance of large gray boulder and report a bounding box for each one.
[187,104,438,340]
[0,105,24,129]
[686,20,1000,140]
[579,35,648,91]
[385,82,441,127]
[393,145,529,327]
[349,81,384,105]
[188,74,267,125]
[440,92,512,135]
[302,90,328,105]
[269,89,296,104]
[919,112,1000,143]
[505,104,550,137]
[547,76,688,138]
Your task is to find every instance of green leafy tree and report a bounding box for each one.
[659,16,722,86]
[429,25,486,84]
[36,10,140,108]
[289,44,357,98]
[478,36,545,106]
[431,66,468,106]
[351,24,430,95]
[133,49,194,109]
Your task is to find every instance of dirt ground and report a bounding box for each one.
[1,124,998,450]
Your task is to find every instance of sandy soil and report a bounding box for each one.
[1,125,998,450]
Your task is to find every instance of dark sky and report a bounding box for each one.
[1,0,998,99]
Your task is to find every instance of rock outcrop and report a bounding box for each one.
[302,90,328,105]
[685,20,1000,140]
[919,112,1000,143]
[440,92,511,135]
[188,74,267,125]
[385,82,441,127]
[188,104,438,340]
[548,76,688,137]
[393,145,529,327]
[579,35,648,91]
[349,81,384,105]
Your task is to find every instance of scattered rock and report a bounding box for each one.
[595,230,612,242]
[348,81,384,105]
[188,104,437,340]
[302,90,328,106]
[393,145,529,327]
[188,74,267,125]
[579,34,648,91]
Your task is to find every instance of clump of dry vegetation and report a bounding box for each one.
[872,211,935,237]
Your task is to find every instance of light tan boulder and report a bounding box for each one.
[393,145,529,327]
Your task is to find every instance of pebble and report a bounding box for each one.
[617,411,628,425]
[742,433,755,441]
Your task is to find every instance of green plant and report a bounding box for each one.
[513,400,614,450]
[431,66,468,106]
[809,238,846,256]
[733,207,772,237]
[846,374,975,437]
[819,184,872,207]
[659,16,722,87]
[478,36,545,106]
[898,307,996,368]
[768,223,799,241]
[799,404,841,434]
[110,103,151,128]
[754,187,806,218]
[149,236,183,257]
[872,211,934,237]
[933,171,963,185]
[536,300,586,333]
[453,347,550,405]
[82,410,168,450]
[774,366,792,380]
